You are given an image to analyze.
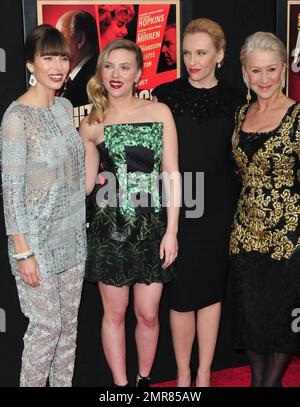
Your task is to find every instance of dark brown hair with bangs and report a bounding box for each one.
[25,24,70,63]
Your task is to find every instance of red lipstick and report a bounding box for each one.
[109,81,123,89]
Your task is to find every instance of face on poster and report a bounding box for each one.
[37,0,180,99]
[287,0,300,100]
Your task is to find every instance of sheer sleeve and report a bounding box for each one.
[60,97,74,122]
[1,109,29,235]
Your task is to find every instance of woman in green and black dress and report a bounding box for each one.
[79,39,180,387]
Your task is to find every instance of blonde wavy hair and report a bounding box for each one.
[87,39,143,124]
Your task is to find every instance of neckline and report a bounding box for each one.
[240,102,297,135]
[13,96,58,111]
[97,121,164,146]
[186,77,219,91]
[103,121,163,128]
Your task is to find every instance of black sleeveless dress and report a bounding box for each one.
[153,78,241,311]
[230,103,300,353]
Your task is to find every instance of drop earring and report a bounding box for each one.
[29,72,37,87]
[217,62,221,69]
[133,81,138,95]
[246,87,252,103]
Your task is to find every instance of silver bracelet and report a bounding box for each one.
[11,249,35,261]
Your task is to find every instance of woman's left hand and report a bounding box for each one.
[160,231,178,270]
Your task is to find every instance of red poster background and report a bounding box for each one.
[135,4,176,89]
[40,2,179,97]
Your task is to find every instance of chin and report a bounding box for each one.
[109,87,131,96]
[256,91,276,99]
[189,74,203,81]
[43,81,63,90]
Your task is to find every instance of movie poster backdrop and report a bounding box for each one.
[37,0,180,125]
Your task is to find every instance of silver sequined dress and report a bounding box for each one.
[1,97,86,278]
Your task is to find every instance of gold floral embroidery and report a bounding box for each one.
[230,103,300,260]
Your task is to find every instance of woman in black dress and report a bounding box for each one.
[153,18,240,386]
[230,31,300,387]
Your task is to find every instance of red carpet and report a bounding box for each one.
[153,357,300,387]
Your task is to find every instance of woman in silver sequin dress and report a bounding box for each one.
[0,25,86,386]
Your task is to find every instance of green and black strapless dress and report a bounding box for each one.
[85,122,175,286]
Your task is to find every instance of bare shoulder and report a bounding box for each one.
[138,99,171,116]
[283,97,296,109]
[151,101,173,122]
[79,116,103,143]
[287,97,296,105]
[132,98,173,125]
[153,101,171,114]
[135,98,154,109]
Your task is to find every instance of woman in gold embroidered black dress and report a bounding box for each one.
[230,31,300,387]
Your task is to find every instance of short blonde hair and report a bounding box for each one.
[183,18,226,52]
[240,31,287,66]
[240,31,287,88]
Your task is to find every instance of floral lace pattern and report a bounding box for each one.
[152,78,241,124]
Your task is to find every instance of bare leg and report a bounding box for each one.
[170,309,195,387]
[134,283,163,378]
[99,283,129,386]
[196,302,221,387]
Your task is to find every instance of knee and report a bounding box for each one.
[136,309,158,328]
[27,315,62,344]
[104,307,127,327]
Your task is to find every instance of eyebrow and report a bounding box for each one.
[182,48,208,52]
[249,64,279,68]
[105,61,132,65]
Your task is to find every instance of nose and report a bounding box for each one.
[53,56,63,71]
[261,70,268,83]
[189,53,196,66]
[112,67,119,78]
[162,44,168,53]
[121,26,128,36]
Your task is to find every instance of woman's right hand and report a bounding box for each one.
[18,257,41,287]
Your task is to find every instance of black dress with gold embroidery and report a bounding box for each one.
[230,103,300,353]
